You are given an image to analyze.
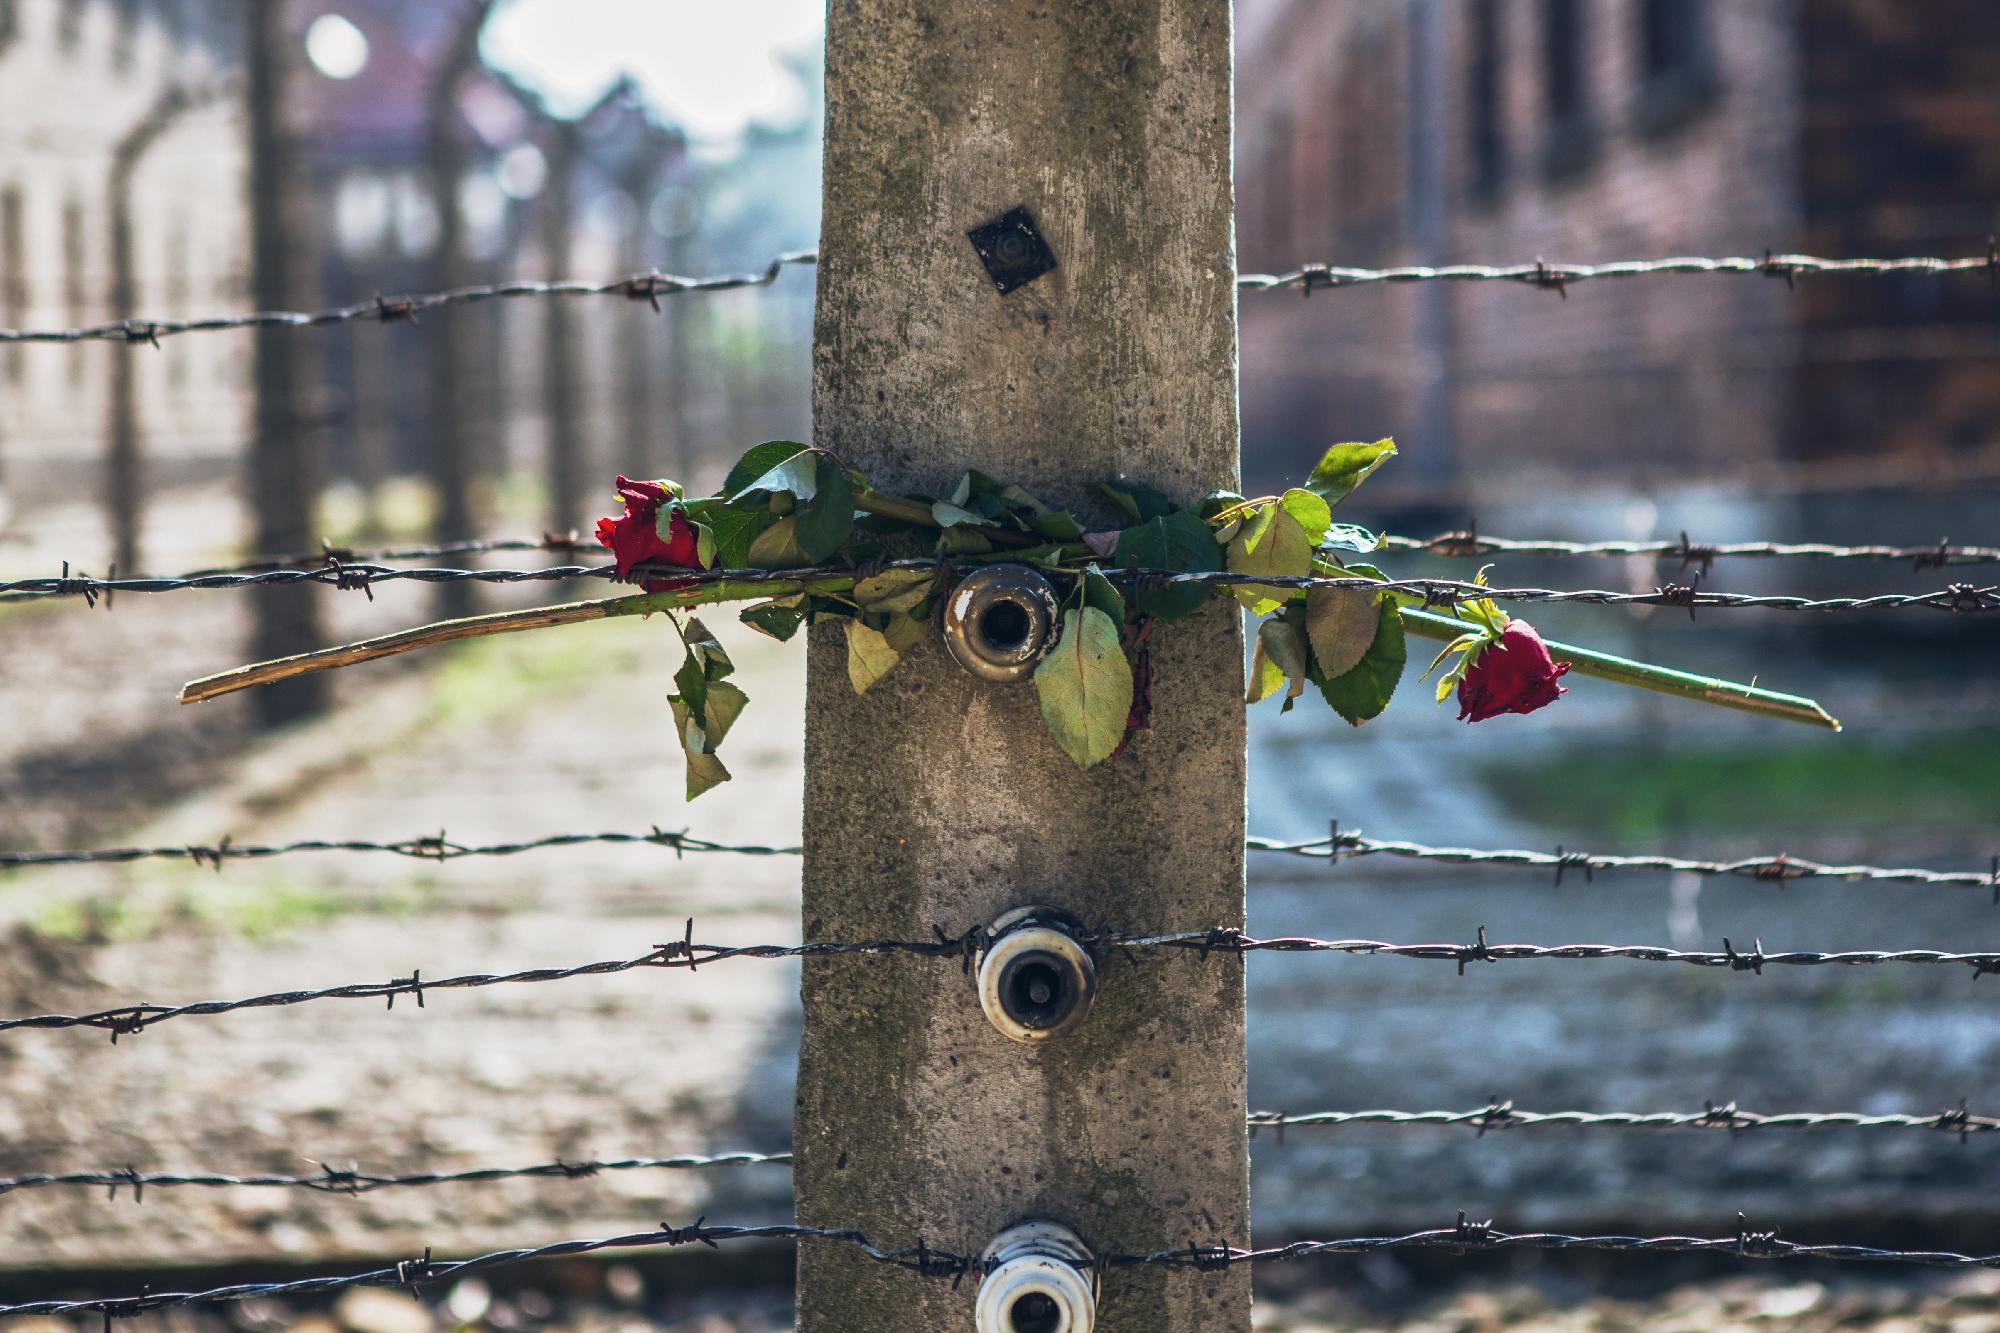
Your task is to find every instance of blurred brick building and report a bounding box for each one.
[1235,0,2000,501]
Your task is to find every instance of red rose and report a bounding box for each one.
[1456,619,1570,722]
[595,474,705,592]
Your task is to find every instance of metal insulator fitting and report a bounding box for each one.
[975,1220,1096,1333]
[941,564,1061,683]
[977,907,1096,1043]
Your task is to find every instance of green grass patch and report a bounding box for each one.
[1481,731,2000,840]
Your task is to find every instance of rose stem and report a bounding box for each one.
[1398,605,1842,732]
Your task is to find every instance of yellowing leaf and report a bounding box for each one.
[852,567,935,617]
[1248,616,1312,704]
[746,515,811,568]
[845,619,902,694]
[1033,607,1134,770]
[1305,587,1380,679]
[1225,501,1314,614]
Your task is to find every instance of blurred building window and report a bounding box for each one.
[1,187,20,384]
[1634,0,1717,136]
[1467,0,1506,200]
[1540,0,1595,179]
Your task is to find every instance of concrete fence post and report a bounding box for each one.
[797,2,1250,1329]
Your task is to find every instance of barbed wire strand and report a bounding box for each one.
[9,926,2000,1041]
[2,1213,1996,1318]
[1247,829,2000,893]
[1248,1101,2000,1139]
[133,530,2000,585]
[6,559,1999,614]
[0,1151,795,1201]
[9,827,1990,900]
[0,828,802,870]
[0,252,819,345]
[1241,249,2000,294]
[1380,531,2000,569]
[2,248,1992,344]
[8,1100,1990,1202]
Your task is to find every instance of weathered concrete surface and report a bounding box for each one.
[799,1,1249,1328]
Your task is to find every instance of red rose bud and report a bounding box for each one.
[1456,619,1570,723]
[594,474,705,592]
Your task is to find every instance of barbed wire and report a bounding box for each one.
[1246,829,2000,894]
[1379,531,2000,569]
[0,827,802,870]
[6,558,1998,614]
[0,1151,794,1202]
[9,1097,1987,1203]
[12,825,1990,900]
[153,529,2000,585]
[3,1212,1995,1318]
[0,252,819,345]
[1241,248,2000,295]
[1249,1101,2000,1139]
[10,925,2000,1041]
[2,248,1990,345]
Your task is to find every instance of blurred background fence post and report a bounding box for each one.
[795,0,1252,1327]
[243,0,326,727]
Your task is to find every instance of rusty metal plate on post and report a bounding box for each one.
[967,205,1058,294]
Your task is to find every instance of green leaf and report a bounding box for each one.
[936,525,994,556]
[1316,594,1407,726]
[689,519,717,569]
[1248,616,1309,707]
[1279,488,1332,546]
[1033,607,1134,770]
[931,499,988,528]
[845,619,902,694]
[1081,565,1126,624]
[853,567,936,617]
[792,454,855,562]
[1225,501,1314,615]
[1114,508,1221,620]
[746,515,812,568]
[1304,438,1398,506]
[1305,586,1380,680]
[1091,480,1176,524]
[1029,509,1084,541]
[726,442,816,501]
[1323,523,1380,554]
[690,503,766,569]
[740,595,808,641]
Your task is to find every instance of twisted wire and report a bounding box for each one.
[8,928,2000,1040]
[0,828,801,870]
[1249,1102,1999,1138]
[1246,830,2000,892]
[1379,532,2000,568]
[3,248,1989,344]
[6,559,1998,614]
[0,252,818,344]
[2,1215,1995,1317]
[1241,250,2000,292]
[0,1151,794,1201]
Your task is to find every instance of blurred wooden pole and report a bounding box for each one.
[797,1,1250,1328]
[420,1,495,619]
[541,118,585,535]
[243,2,326,726]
